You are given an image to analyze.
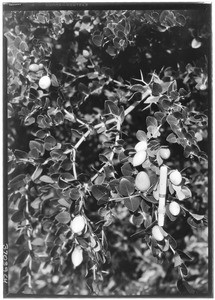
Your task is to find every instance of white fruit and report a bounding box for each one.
[70,215,86,234]
[169,170,182,186]
[159,147,170,160]
[191,38,202,49]
[38,63,44,70]
[82,49,90,57]
[29,64,40,72]
[152,225,164,241]
[132,150,147,167]
[71,246,83,268]
[135,171,150,192]
[135,141,147,152]
[169,201,180,216]
[39,75,51,89]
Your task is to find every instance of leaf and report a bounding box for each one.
[144,95,160,104]
[177,250,193,262]
[121,162,133,177]
[124,196,141,212]
[70,188,80,200]
[166,115,178,125]
[31,238,45,246]
[92,34,103,47]
[14,150,28,160]
[181,186,192,199]
[51,74,59,87]
[31,166,43,181]
[19,41,29,52]
[39,175,54,184]
[16,234,26,245]
[24,116,35,126]
[9,174,26,190]
[177,279,195,295]
[29,140,43,153]
[131,84,148,93]
[91,185,110,205]
[151,82,162,96]
[106,45,117,56]
[140,199,150,213]
[136,130,147,142]
[11,210,24,223]
[173,253,183,267]
[146,116,157,128]
[55,211,71,224]
[166,133,177,143]
[105,100,120,116]
[147,125,160,139]
[189,212,205,221]
[15,250,29,265]
[130,213,144,226]
[58,198,70,208]
[118,178,134,196]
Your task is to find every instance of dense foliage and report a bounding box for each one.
[4,5,211,296]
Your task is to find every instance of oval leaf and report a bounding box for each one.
[119,178,134,196]
[55,211,71,224]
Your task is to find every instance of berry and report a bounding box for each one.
[38,63,44,70]
[70,215,86,234]
[71,246,83,268]
[39,75,51,90]
[82,49,90,58]
[159,147,170,160]
[169,201,180,216]
[134,140,147,152]
[135,171,150,192]
[132,150,147,167]
[152,225,164,241]
[169,170,182,186]
[29,64,40,72]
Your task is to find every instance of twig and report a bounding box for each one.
[72,148,77,180]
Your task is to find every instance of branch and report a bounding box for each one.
[91,119,121,182]
[72,148,77,180]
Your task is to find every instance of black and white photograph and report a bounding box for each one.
[3,2,212,297]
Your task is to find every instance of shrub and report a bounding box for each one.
[4,5,211,296]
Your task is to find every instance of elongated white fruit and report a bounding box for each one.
[70,215,86,233]
[169,201,180,216]
[169,170,182,186]
[135,141,147,152]
[71,246,83,268]
[158,165,168,226]
[39,75,51,90]
[152,225,164,241]
[135,171,150,191]
[132,150,147,167]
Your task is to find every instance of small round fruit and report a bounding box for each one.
[71,246,83,268]
[169,170,182,186]
[169,201,180,216]
[135,171,150,192]
[135,140,147,152]
[70,215,86,234]
[132,150,147,167]
[82,49,90,58]
[29,63,40,72]
[159,147,170,160]
[38,63,44,70]
[39,75,51,90]
[152,225,164,242]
